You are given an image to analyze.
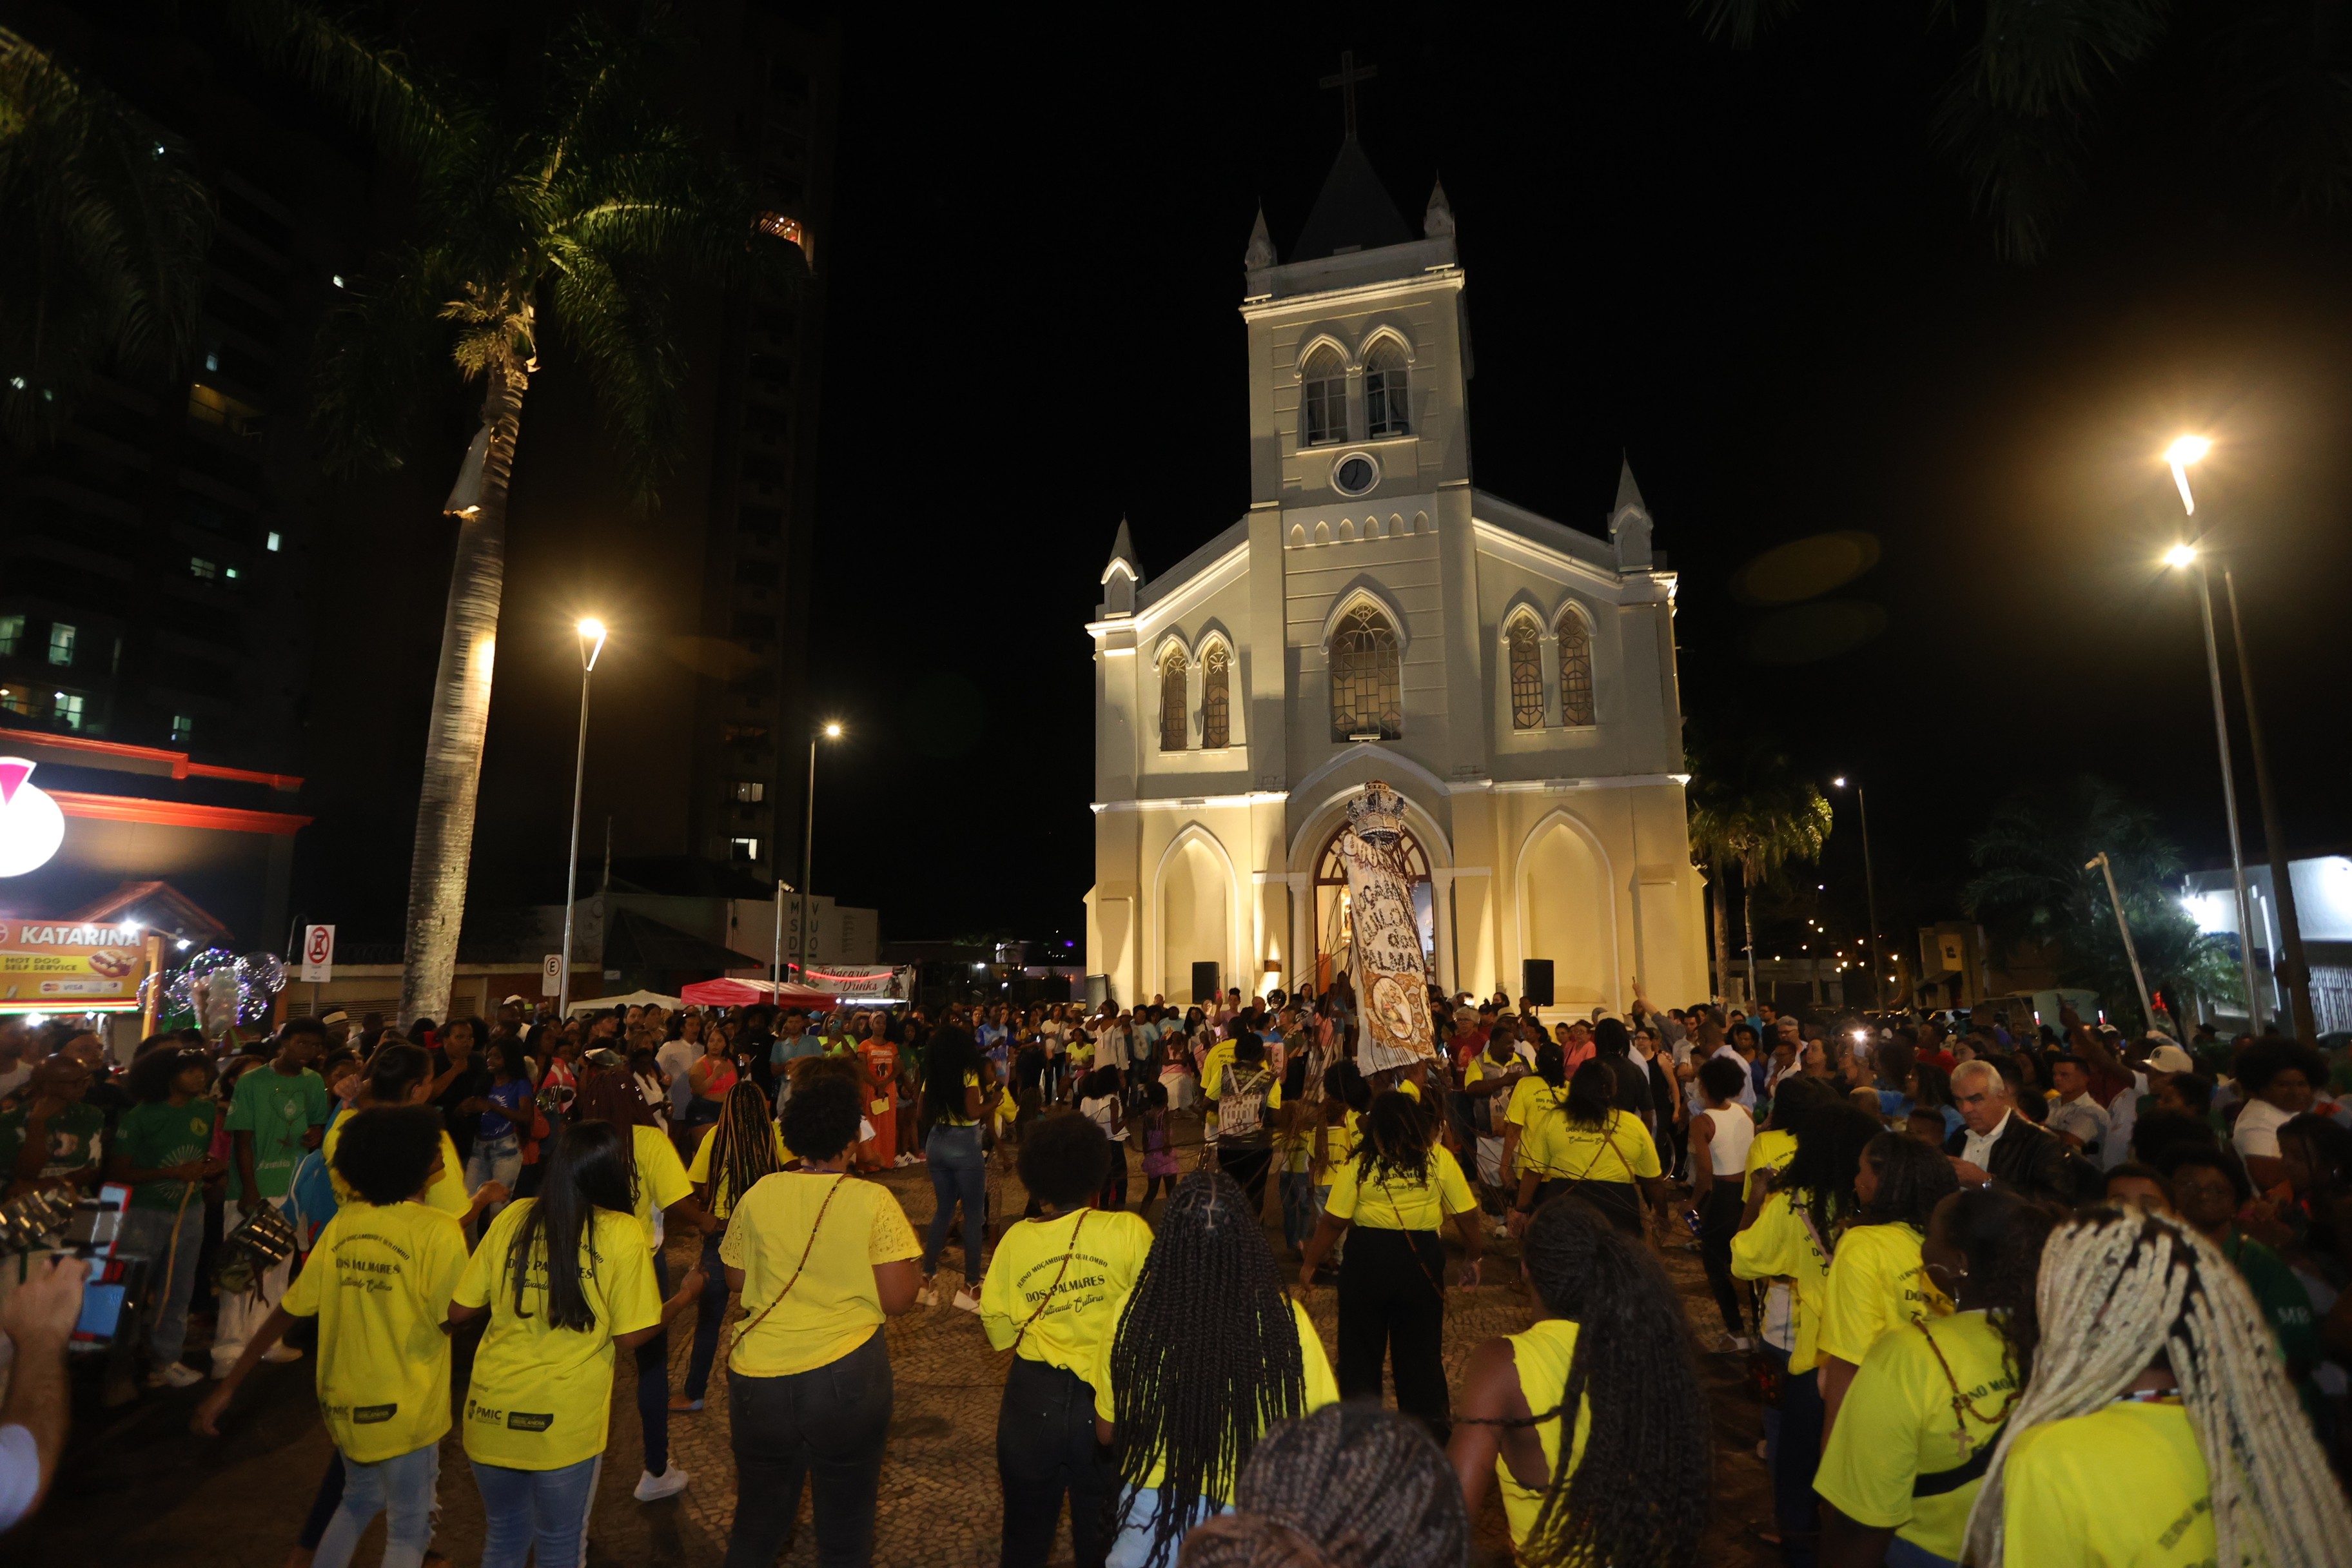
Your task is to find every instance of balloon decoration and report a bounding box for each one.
[141,947,289,1034]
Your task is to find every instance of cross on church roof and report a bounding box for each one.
[1318,50,1378,141]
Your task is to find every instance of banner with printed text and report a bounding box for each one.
[0,920,150,1006]
[1337,829,1436,1072]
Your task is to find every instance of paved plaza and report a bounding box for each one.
[17,1130,1775,1566]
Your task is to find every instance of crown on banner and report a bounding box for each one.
[1347,780,1407,843]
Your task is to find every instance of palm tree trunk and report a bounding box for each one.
[398,362,527,1023]
[1709,860,1732,1006]
[1742,873,1759,1012]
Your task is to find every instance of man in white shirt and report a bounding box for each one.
[2044,1054,2111,1164]
[2230,1038,2324,1187]
[655,1028,698,1124]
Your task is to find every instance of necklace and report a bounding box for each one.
[1912,1317,2017,1458]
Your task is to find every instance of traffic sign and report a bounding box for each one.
[542,953,562,995]
[301,924,335,984]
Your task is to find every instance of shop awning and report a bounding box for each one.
[678,976,849,1010]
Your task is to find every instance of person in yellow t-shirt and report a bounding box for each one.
[1817,1133,1959,1443]
[718,1073,923,1567]
[1451,1195,1709,1565]
[917,1026,1001,1311]
[321,1043,503,1231]
[1818,1188,2059,1568]
[449,1121,702,1568]
[1730,1099,1880,1562]
[1507,1059,1663,1239]
[676,1079,789,1412]
[1966,1207,2352,1568]
[572,1063,714,1502]
[1091,1169,1338,1568]
[193,1105,469,1568]
[1295,1090,1483,1444]
[980,1111,1153,1568]
[1501,1046,1573,1182]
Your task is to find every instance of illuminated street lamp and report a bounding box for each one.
[797,721,845,985]
[556,618,608,1018]
[1830,776,1884,1014]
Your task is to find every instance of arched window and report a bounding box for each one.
[1558,607,1594,726]
[1506,614,1544,730]
[1202,643,1231,749]
[1159,647,1189,751]
[1329,603,1402,741]
[1364,339,1410,437]
[1301,346,1348,447]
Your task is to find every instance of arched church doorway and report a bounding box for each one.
[1313,821,1433,993]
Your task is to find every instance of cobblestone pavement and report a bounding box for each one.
[14,1122,1777,1567]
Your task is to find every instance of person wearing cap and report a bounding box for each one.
[318,1011,354,1055]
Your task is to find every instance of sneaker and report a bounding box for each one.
[634,1465,690,1503]
[916,1280,939,1308]
[1716,1333,1752,1355]
[148,1362,204,1389]
[952,1288,981,1313]
[261,1344,304,1364]
[667,1394,704,1413]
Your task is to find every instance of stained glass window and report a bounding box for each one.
[1507,614,1544,730]
[1558,607,1594,726]
[1202,644,1231,749]
[1159,647,1188,751]
[1329,603,1402,740]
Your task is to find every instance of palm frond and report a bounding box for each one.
[225,0,481,182]
[1689,0,1805,48]
[309,246,456,473]
[544,235,683,508]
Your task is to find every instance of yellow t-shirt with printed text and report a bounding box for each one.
[1815,1222,1952,1367]
[1090,1293,1338,1494]
[1731,1190,1833,1373]
[1816,1309,2019,1560]
[280,1199,469,1464]
[2002,1402,2213,1568]
[322,1113,471,1219]
[721,1171,920,1377]
[979,1206,1154,1379]
[1505,1077,1572,1172]
[453,1200,662,1471]
[1516,1108,1660,1185]
[1326,1143,1477,1231]
[627,1122,692,1244]
[1743,1126,1799,1203]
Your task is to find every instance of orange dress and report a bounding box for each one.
[856,1039,899,1170]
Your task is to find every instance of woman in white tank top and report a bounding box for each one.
[1686,1055,1757,1350]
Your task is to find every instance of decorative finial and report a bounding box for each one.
[1423,177,1455,239]
[1244,206,1275,271]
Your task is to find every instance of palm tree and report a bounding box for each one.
[0,28,212,444]
[233,1,799,1022]
[1687,738,1834,1008]
[1964,774,2239,1025]
[1692,2,2352,263]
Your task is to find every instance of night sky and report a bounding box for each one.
[794,6,2352,957]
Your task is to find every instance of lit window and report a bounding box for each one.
[190,558,218,581]
[1364,340,1411,437]
[1507,613,1543,730]
[0,615,21,656]
[224,566,240,581]
[266,532,282,552]
[728,836,760,863]
[1329,603,1402,741]
[0,688,24,716]
[1202,644,1231,749]
[733,781,766,803]
[203,351,219,373]
[170,713,194,743]
[46,624,75,666]
[1301,346,1348,447]
[187,384,260,436]
[1558,608,1594,726]
[52,692,84,730]
[1158,646,1188,752]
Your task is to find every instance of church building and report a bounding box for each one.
[1084,137,1707,1016]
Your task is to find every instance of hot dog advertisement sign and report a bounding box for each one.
[0,920,151,1004]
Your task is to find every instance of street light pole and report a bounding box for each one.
[556,618,607,1021]
[2085,852,2159,1036]
[2219,565,2318,1046]
[1833,776,1885,1015]
[796,721,843,987]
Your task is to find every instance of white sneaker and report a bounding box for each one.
[148,1363,204,1389]
[261,1344,304,1364]
[634,1465,690,1503]
[1717,1333,1752,1355]
[916,1280,939,1308]
[952,1288,981,1313]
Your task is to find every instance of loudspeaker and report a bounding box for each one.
[1521,959,1554,1007]
[1191,961,1221,1005]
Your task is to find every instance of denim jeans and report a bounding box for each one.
[1108,1487,1226,1568]
[1280,1171,1316,1251]
[473,1453,602,1568]
[723,1326,893,1568]
[1882,1537,1959,1568]
[464,1133,522,1226]
[635,1249,672,1475]
[923,1125,988,1280]
[684,1230,731,1401]
[315,1441,438,1568]
[119,1202,203,1367]
[997,1356,1113,1568]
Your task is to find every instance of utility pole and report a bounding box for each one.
[2221,566,2317,1045]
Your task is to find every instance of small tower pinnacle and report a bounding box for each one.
[1423,177,1455,239]
[1244,206,1275,271]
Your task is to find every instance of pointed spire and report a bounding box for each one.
[1611,455,1654,570]
[1244,206,1276,271]
[1423,177,1455,239]
[1100,518,1141,615]
[1612,453,1647,520]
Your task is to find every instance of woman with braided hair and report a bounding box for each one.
[1508,1056,1666,1239]
[1450,1195,1709,1567]
[1816,1188,2062,1568]
[1816,1132,1959,1442]
[1178,1404,1468,1568]
[1963,1205,2352,1568]
[1089,1170,1338,1568]
[1295,1089,1484,1442]
[675,1077,790,1411]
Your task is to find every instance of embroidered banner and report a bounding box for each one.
[1337,781,1435,1073]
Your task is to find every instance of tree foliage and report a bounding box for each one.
[230,0,801,503]
[0,29,212,444]
[1687,736,1834,889]
[1962,773,2240,1014]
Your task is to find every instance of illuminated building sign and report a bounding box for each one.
[0,758,66,877]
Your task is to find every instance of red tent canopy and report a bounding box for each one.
[678,977,845,1010]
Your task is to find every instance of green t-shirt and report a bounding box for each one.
[226,1065,328,1202]
[117,1099,219,1211]
[0,1102,106,1184]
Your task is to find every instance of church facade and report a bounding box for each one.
[1084,141,1707,1016]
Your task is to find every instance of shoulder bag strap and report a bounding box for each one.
[733,1173,848,1342]
[1007,1210,1090,1356]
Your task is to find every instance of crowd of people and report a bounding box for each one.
[0,983,2349,1567]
